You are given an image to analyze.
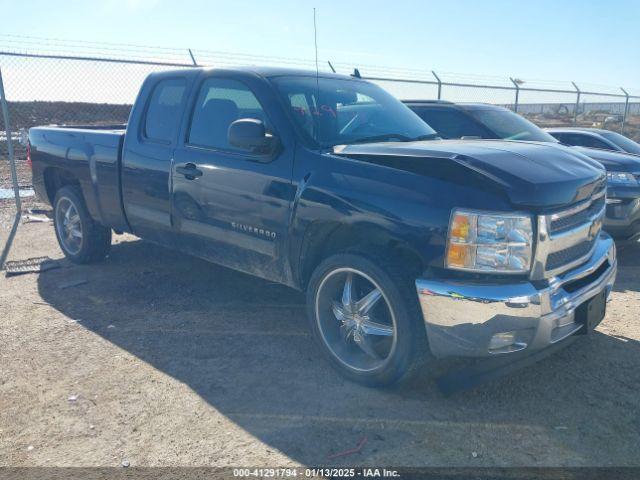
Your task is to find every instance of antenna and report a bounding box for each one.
[313,7,321,152]
[327,61,336,73]
[313,8,319,77]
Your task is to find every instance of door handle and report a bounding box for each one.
[176,163,203,179]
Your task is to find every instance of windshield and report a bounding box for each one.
[271,76,436,148]
[468,108,558,143]
[601,131,640,155]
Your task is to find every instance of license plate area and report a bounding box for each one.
[575,290,607,334]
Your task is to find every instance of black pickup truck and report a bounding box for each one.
[29,67,617,386]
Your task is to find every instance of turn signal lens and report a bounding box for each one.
[450,213,472,242]
[447,243,475,268]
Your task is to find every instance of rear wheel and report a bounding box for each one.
[53,186,111,264]
[307,253,428,386]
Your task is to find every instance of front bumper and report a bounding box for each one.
[415,233,617,358]
[604,190,640,239]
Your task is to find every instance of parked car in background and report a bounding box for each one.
[404,101,640,239]
[546,127,640,155]
[27,68,616,386]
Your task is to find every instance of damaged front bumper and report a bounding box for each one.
[415,233,617,358]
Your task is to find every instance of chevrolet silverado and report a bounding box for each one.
[29,68,617,386]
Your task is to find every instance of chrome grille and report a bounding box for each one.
[545,237,598,271]
[531,183,606,280]
[549,195,605,233]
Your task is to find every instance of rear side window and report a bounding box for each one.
[550,133,569,143]
[411,108,488,139]
[144,78,187,143]
[188,78,268,151]
[561,133,611,150]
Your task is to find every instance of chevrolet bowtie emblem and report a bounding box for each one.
[588,218,602,241]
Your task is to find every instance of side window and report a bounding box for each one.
[144,78,187,143]
[188,78,268,151]
[561,133,608,149]
[289,93,315,138]
[412,108,488,139]
[551,133,569,144]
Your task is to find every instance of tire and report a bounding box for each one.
[53,185,111,264]
[306,252,429,387]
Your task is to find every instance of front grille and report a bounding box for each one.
[550,195,605,234]
[533,181,607,279]
[545,237,597,271]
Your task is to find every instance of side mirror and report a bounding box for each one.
[228,118,277,155]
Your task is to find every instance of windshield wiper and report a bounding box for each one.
[349,133,440,144]
[349,133,413,144]
[411,133,440,141]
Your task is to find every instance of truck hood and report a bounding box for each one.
[572,146,640,173]
[333,139,605,209]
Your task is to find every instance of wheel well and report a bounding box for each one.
[298,222,425,289]
[43,168,81,204]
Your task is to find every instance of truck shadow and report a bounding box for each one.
[36,238,640,466]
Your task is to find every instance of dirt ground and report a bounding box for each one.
[1,198,640,468]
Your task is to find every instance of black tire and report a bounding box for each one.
[306,252,430,387]
[53,185,111,264]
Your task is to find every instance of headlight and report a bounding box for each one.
[606,172,637,185]
[446,209,533,273]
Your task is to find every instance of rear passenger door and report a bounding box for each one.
[121,75,190,246]
[171,75,295,282]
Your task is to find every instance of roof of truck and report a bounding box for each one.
[151,66,359,81]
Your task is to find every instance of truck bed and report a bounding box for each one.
[29,124,129,232]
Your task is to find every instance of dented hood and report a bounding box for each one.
[333,139,606,209]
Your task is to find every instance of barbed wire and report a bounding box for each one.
[2,33,637,94]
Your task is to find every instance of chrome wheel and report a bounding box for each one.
[55,197,83,255]
[315,268,397,372]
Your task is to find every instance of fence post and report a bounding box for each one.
[188,49,198,66]
[572,81,581,125]
[432,70,442,100]
[620,87,630,134]
[509,77,520,113]
[0,68,22,269]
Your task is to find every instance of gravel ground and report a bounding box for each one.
[0,159,31,190]
[1,204,639,468]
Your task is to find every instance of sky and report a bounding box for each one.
[1,0,639,93]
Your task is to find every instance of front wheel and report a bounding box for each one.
[306,253,428,386]
[53,185,112,264]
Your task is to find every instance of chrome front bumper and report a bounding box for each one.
[415,233,617,358]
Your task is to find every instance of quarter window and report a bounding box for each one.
[188,78,268,151]
[144,78,187,143]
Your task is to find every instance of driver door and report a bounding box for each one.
[171,75,295,282]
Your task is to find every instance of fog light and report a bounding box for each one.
[489,332,516,350]
[488,331,528,354]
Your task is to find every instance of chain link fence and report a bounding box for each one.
[1,36,640,199]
